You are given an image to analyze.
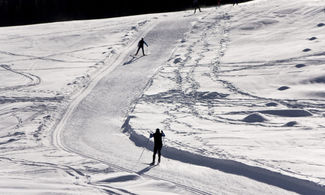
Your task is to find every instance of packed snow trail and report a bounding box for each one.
[52,9,319,194]
[55,14,217,194]
[0,13,166,194]
[0,0,323,194]
[126,1,325,193]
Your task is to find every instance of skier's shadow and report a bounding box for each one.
[137,164,157,175]
[123,55,144,66]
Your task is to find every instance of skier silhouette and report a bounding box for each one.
[135,38,148,56]
[193,0,201,14]
[150,128,165,165]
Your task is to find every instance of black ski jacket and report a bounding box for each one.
[138,39,148,47]
[150,131,165,146]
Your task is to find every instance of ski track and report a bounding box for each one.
[0,14,166,195]
[0,156,87,180]
[56,6,325,194]
[136,5,325,147]
[52,15,215,194]
[1,1,325,194]
[126,4,325,195]
[0,64,41,91]
[0,48,103,64]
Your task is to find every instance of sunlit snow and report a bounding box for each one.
[0,0,325,194]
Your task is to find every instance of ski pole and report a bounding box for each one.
[137,137,150,162]
[133,136,150,170]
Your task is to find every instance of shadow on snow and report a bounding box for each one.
[122,117,325,195]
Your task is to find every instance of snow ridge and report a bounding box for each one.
[1,0,325,194]
[125,1,325,193]
[125,120,325,195]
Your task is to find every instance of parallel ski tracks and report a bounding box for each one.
[51,16,210,195]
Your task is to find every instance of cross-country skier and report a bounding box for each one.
[150,128,165,165]
[135,38,148,56]
[193,0,201,14]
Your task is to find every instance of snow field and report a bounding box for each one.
[0,0,325,194]
[128,0,325,187]
[0,13,177,194]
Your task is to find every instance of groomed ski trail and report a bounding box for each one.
[51,8,325,195]
[51,14,212,194]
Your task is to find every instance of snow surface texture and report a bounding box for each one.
[1,0,325,194]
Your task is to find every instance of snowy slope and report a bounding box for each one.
[0,13,179,194]
[129,0,325,184]
[1,0,325,194]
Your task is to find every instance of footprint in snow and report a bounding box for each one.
[173,58,182,64]
[295,64,306,68]
[266,102,278,107]
[308,37,317,41]
[284,121,298,127]
[278,86,290,91]
[317,23,325,27]
[302,48,311,52]
[243,113,267,123]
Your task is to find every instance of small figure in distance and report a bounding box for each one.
[193,0,202,14]
[135,38,148,56]
[150,128,165,165]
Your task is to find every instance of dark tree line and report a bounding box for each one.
[0,0,250,27]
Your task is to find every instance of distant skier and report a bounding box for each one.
[193,0,201,14]
[135,38,148,56]
[150,128,165,165]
